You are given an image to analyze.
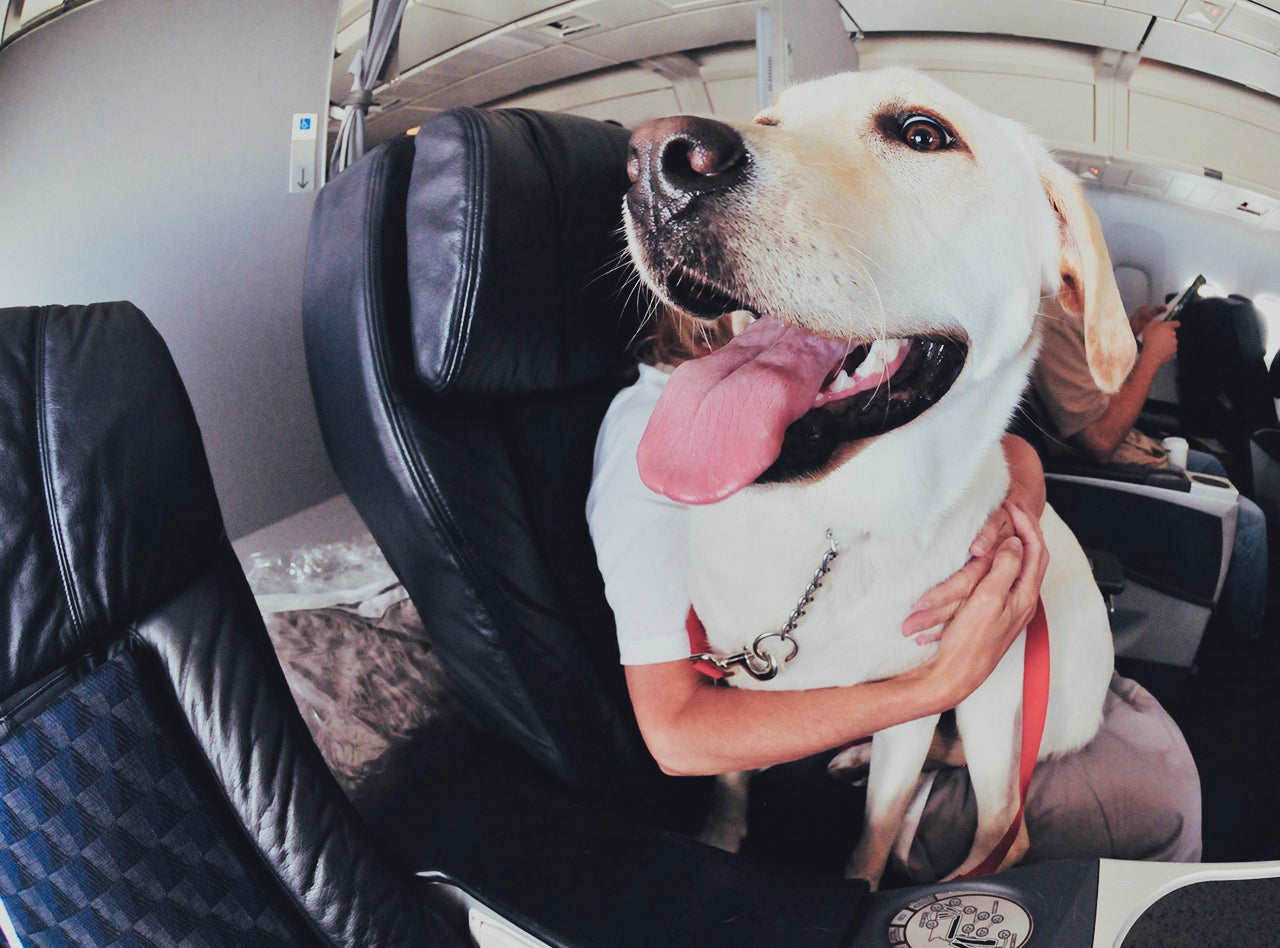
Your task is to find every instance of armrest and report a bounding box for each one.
[1044,464,1237,607]
[359,728,866,948]
[1044,458,1191,492]
[1084,547,1125,598]
[363,727,1121,948]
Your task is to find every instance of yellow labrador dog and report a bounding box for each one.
[621,68,1135,888]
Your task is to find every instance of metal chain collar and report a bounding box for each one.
[691,530,840,681]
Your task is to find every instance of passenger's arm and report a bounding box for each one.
[1074,319,1179,462]
[628,505,1047,776]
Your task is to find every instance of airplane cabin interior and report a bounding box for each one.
[2,1,1280,945]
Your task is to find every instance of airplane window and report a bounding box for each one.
[1256,294,1280,365]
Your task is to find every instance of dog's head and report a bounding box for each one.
[624,68,1135,504]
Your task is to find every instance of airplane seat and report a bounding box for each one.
[1042,460,1238,691]
[1027,407,1241,690]
[1174,294,1273,491]
[302,108,711,830]
[302,107,880,948]
[1248,348,1280,528]
[0,303,460,946]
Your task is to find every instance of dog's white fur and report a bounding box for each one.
[624,69,1137,887]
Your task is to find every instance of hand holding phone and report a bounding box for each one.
[1139,274,1205,340]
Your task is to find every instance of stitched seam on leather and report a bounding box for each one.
[444,107,487,388]
[366,141,581,776]
[35,305,87,640]
[121,625,334,945]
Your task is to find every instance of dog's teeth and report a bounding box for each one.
[829,369,853,393]
[853,339,905,379]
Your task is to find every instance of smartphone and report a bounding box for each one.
[1157,274,1206,324]
[1138,274,1204,341]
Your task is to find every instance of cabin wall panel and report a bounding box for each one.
[705,76,757,119]
[1123,62,1280,198]
[1092,188,1280,304]
[0,0,343,540]
[1142,17,1280,99]
[1092,187,1280,396]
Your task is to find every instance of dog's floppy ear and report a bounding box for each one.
[1038,156,1136,394]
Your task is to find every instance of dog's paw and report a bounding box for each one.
[827,740,873,787]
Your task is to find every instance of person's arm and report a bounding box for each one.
[1074,318,1179,463]
[627,504,1047,776]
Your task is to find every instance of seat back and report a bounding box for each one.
[304,110,692,810]
[1176,294,1273,485]
[0,303,457,946]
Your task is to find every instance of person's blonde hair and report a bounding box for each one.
[634,306,741,367]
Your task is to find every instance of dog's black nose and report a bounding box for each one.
[627,116,749,227]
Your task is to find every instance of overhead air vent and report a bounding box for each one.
[1236,201,1265,217]
[536,16,602,39]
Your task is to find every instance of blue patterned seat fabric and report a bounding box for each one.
[0,647,307,946]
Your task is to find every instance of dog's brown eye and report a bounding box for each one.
[900,115,953,152]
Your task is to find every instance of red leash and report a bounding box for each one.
[687,597,1052,878]
[686,606,727,679]
[957,596,1050,878]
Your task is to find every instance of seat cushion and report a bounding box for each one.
[0,643,313,944]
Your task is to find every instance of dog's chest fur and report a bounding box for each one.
[687,397,1012,691]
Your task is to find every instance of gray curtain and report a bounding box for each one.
[329,0,411,178]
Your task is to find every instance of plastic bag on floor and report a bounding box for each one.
[243,534,408,617]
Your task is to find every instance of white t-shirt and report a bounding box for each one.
[585,364,693,665]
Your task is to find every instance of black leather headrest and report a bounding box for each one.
[0,303,224,696]
[406,108,645,397]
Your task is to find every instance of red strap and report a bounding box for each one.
[686,606,726,679]
[957,596,1051,878]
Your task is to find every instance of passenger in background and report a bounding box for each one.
[1032,298,1268,640]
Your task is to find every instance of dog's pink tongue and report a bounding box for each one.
[638,316,851,504]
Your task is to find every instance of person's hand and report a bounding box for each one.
[1139,317,1180,369]
[901,482,1037,645]
[1130,303,1167,337]
[919,503,1049,706]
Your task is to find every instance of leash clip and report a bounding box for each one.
[688,530,839,682]
[690,646,782,681]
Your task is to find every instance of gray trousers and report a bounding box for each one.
[902,673,1201,881]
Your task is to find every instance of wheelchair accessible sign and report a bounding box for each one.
[290,112,319,194]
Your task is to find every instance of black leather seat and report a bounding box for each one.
[303,108,702,825]
[0,303,460,946]
[303,110,873,946]
[1175,293,1273,490]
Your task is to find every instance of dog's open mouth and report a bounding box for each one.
[759,335,967,485]
[636,313,967,504]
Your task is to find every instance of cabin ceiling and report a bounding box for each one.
[331,0,1280,229]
